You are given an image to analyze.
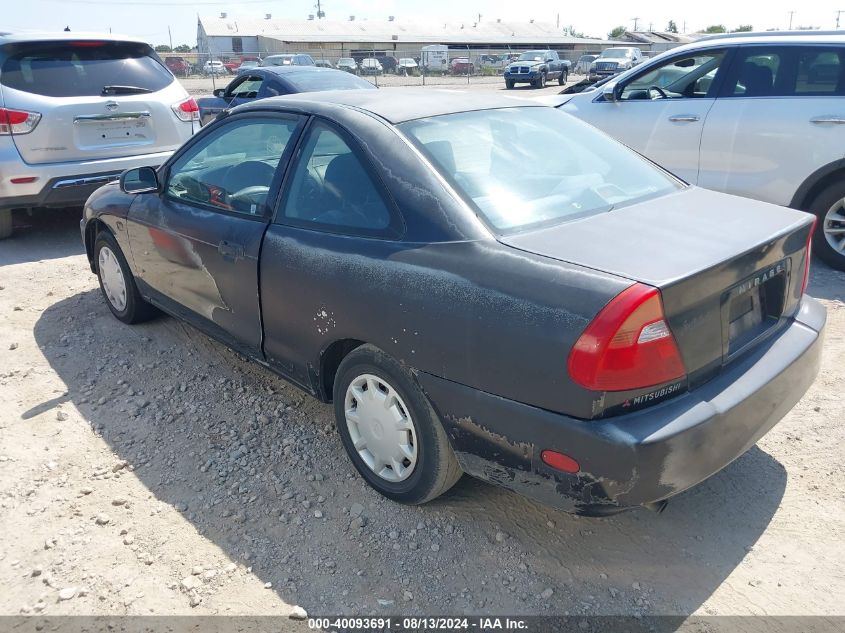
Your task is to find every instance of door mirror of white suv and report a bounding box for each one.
[120,167,160,194]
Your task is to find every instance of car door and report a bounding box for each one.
[699,45,845,206]
[126,112,304,356]
[564,48,731,184]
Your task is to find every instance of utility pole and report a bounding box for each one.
[315,0,324,19]
[168,25,173,51]
[631,17,640,31]
[788,10,795,29]
[837,10,844,28]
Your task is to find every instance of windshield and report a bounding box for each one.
[601,49,631,59]
[283,71,377,92]
[0,40,173,97]
[518,51,547,62]
[339,58,354,63]
[400,107,679,234]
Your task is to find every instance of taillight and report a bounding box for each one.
[568,283,686,392]
[801,219,816,295]
[171,97,200,122]
[0,107,41,135]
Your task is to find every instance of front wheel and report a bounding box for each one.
[558,69,568,85]
[505,79,514,89]
[808,182,845,271]
[333,345,462,505]
[535,72,546,88]
[94,230,159,324]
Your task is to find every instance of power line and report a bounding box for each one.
[40,0,276,5]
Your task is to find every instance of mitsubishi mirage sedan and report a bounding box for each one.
[80,90,825,516]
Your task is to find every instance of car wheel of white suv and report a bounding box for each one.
[808,182,845,271]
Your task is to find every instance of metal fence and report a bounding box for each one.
[177,44,607,89]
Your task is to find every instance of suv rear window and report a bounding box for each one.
[0,40,173,97]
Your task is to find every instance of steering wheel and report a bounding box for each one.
[229,185,269,213]
[648,85,669,99]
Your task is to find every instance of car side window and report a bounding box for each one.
[165,116,301,216]
[796,48,845,95]
[228,75,263,98]
[728,50,781,97]
[621,51,726,100]
[280,121,400,237]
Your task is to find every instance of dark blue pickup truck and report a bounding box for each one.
[504,50,570,89]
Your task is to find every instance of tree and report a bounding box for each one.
[666,20,678,33]
[563,25,586,38]
[608,25,626,39]
[154,44,172,53]
[174,44,191,53]
[703,24,727,33]
[732,25,753,32]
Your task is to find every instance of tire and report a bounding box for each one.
[0,209,12,240]
[94,230,158,324]
[558,69,568,85]
[505,79,514,89]
[333,344,462,505]
[807,181,845,271]
[535,72,546,89]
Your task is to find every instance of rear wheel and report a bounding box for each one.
[0,209,12,240]
[94,230,158,324]
[558,68,568,85]
[333,344,462,505]
[808,181,845,271]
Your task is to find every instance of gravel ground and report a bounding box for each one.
[1,211,844,619]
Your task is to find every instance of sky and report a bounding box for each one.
[4,0,845,48]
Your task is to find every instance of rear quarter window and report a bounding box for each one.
[0,40,173,97]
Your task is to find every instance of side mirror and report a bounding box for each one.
[546,58,554,63]
[120,166,159,194]
[601,82,622,102]
[213,88,226,98]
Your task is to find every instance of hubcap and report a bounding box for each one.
[344,374,418,482]
[824,199,845,254]
[98,246,127,311]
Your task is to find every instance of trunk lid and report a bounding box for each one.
[500,187,814,385]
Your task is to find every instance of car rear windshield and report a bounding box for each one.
[400,107,680,234]
[1,40,173,98]
[283,71,376,92]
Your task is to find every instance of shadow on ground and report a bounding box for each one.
[0,208,84,266]
[31,283,787,616]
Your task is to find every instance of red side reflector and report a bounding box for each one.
[801,219,816,295]
[541,450,580,474]
[568,283,686,392]
[10,177,37,184]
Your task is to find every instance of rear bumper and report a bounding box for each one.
[0,150,175,211]
[417,297,826,515]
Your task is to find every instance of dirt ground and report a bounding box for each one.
[1,210,844,620]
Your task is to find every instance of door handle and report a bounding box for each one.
[218,240,244,260]
[668,115,700,123]
[810,116,845,124]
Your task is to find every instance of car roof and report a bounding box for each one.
[695,30,845,45]
[0,31,147,45]
[240,88,545,124]
[248,66,345,77]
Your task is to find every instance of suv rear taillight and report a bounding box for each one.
[171,97,200,122]
[568,283,686,391]
[0,108,41,135]
[801,219,816,295]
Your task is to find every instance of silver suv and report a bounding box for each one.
[0,33,198,238]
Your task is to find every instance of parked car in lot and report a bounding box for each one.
[261,54,315,67]
[314,59,333,69]
[504,50,568,88]
[575,54,597,75]
[397,58,418,76]
[360,58,383,75]
[195,66,376,126]
[589,47,643,80]
[236,59,260,73]
[337,57,359,74]
[0,32,198,239]
[554,31,845,270]
[449,57,475,75]
[164,56,190,76]
[380,56,398,74]
[81,90,823,515]
[203,60,226,75]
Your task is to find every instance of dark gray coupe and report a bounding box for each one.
[80,90,825,515]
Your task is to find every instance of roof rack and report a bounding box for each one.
[697,30,845,42]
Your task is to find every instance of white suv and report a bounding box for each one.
[0,33,198,238]
[554,32,845,270]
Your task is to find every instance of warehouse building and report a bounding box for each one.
[196,13,620,62]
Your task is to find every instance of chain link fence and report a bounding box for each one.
[175,44,606,90]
